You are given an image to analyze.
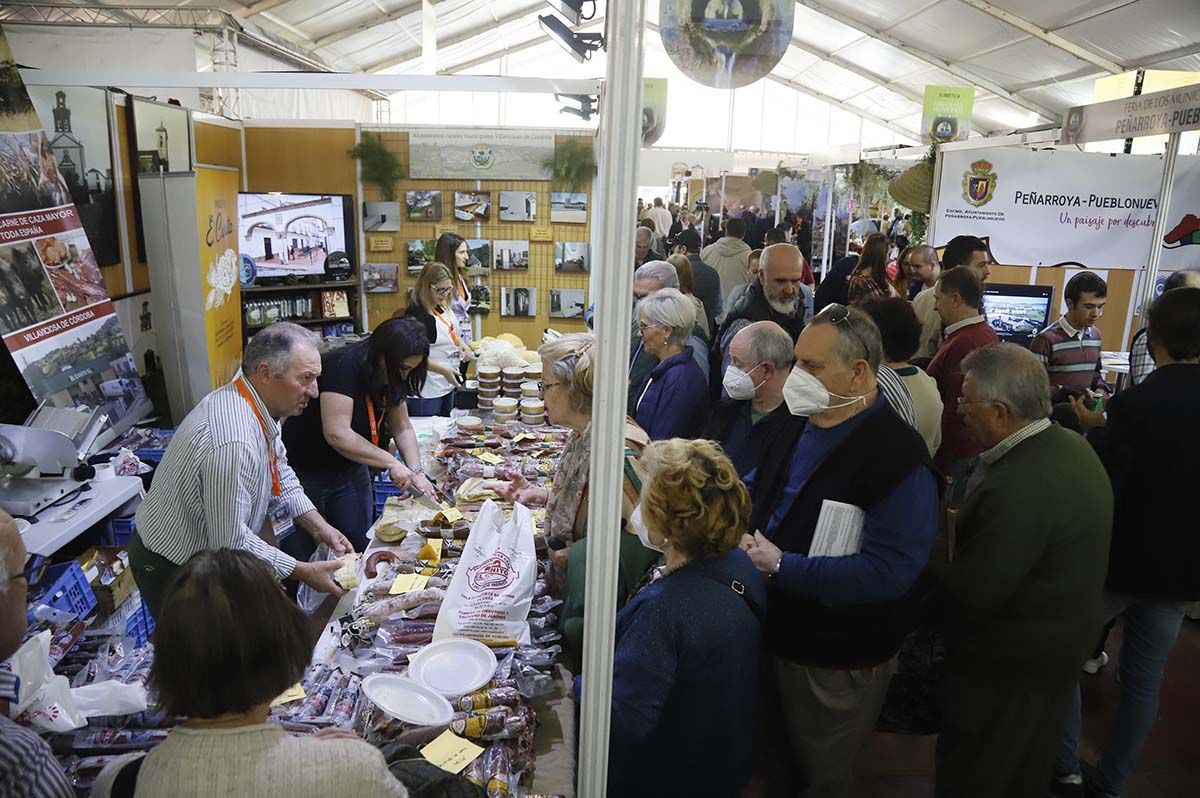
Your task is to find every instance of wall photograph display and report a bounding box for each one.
[128,97,191,174]
[363,200,401,232]
[554,242,590,273]
[406,190,442,222]
[465,239,491,274]
[550,192,588,224]
[499,191,537,222]
[549,288,585,319]
[500,287,536,318]
[28,86,120,267]
[363,261,398,293]
[454,191,492,222]
[406,239,436,274]
[493,240,530,271]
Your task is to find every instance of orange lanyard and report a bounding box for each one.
[366,392,387,448]
[432,307,462,347]
[235,377,281,497]
[457,274,469,302]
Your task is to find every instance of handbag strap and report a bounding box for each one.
[111,755,146,798]
[694,567,765,623]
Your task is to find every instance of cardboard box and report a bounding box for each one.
[76,547,134,617]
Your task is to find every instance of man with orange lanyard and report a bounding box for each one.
[283,317,436,561]
[131,323,353,619]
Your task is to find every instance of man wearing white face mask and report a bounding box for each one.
[739,304,940,798]
[703,321,796,478]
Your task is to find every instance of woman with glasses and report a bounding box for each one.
[281,317,434,558]
[402,263,470,417]
[496,332,657,671]
[634,288,710,441]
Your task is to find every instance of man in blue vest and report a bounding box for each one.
[741,304,940,798]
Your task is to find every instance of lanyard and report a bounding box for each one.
[235,377,282,497]
[366,392,388,447]
[432,307,462,347]
[457,274,469,302]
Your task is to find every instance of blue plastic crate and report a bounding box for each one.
[133,448,165,465]
[110,517,137,546]
[125,599,156,646]
[33,561,96,619]
[373,475,403,519]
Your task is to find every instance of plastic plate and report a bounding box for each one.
[361,674,453,727]
[407,637,498,697]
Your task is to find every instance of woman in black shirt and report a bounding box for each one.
[282,317,434,556]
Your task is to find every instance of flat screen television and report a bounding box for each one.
[982,283,1054,348]
[237,193,355,280]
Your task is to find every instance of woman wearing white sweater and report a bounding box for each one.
[91,549,406,798]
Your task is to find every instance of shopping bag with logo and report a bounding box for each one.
[433,499,535,646]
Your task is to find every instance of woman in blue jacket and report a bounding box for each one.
[634,287,710,439]
[607,438,766,797]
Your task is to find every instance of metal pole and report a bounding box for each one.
[577,2,645,796]
[821,167,834,279]
[1140,131,1181,318]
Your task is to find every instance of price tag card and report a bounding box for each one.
[417,537,444,563]
[478,451,504,466]
[439,505,464,523]
[512,433,532,443]
[367,236,395,252]
[529,222,553,242]
[421,729,485,773]
[270,684,306,707]
[389,572,431,595]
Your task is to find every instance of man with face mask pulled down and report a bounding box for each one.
[703,320,797,478]
[740,304,941,798]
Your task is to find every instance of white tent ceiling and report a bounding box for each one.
[223,0,1200,139]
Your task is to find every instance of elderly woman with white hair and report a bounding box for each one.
[634,287,711,440]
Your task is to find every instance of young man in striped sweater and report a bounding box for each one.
[1030,272,1110,400]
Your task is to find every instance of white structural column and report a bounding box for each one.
[1142,131,1182,316]
[577,2,646,797]
[421,0,437,75]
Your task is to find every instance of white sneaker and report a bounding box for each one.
[1082,651,1109,674]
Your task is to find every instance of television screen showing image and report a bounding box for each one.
[238,193,354,278]
[982,284,1053,348]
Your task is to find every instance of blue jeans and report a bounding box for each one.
[1055,593,1187,795]
[285,465,374,560]
[407,392,455,417]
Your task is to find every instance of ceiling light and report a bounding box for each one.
[543,0,584,26]
[538,14,603,64]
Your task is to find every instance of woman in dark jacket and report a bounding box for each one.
[606,438,766,798]
[633,288,710,440]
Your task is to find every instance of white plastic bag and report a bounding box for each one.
[433,500,535,646]
[72,680,148,719]
[297,545,335,615]
[9,631,86,732]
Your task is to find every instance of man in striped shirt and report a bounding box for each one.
[1030,272,1110,398]
[131,323,352,618]
[1,510,73,798]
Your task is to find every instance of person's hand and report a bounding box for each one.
[461,346,475,363]
[1069,395,1106,432]
[497,473,548,506]
[313,728,361,742]
[312,524,353,555]
[292,559,346,597]
[407,471,436,499]
[442,364,464,389]
[744,531,783,575]
[738,533,755,553]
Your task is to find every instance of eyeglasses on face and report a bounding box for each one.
[432,285,454,296]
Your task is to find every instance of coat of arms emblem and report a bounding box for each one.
[963,159,997,207]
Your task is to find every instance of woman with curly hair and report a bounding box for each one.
[605,438,766,798]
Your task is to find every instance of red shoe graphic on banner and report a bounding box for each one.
[1164,213,1200,247]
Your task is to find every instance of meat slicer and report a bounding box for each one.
[0,404,106,517]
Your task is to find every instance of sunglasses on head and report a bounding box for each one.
[818,303,870,361]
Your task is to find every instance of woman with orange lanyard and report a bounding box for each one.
[281,317,436,558]
[435,232,475,378]
[403,262,472,417]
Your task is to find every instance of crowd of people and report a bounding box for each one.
[4,189,1198,798]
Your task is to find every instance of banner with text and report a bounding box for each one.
[922,85,974,143]
[0,28,148,433]
[196,167,242,389]
[1061,83,1200,145]
[408,128,555,181]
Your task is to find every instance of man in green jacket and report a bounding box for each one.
[936,343,1112,798]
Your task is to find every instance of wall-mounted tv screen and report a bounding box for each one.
[982,283,1054,348]
[237,193,354,279]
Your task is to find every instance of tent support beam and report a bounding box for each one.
[956,0,1123,74]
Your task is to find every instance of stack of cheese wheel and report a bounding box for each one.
[477,365,501,411]
[493,397,519,424]
[520,397,546,425]
[523,362,542,384]
[521,381,540,399]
